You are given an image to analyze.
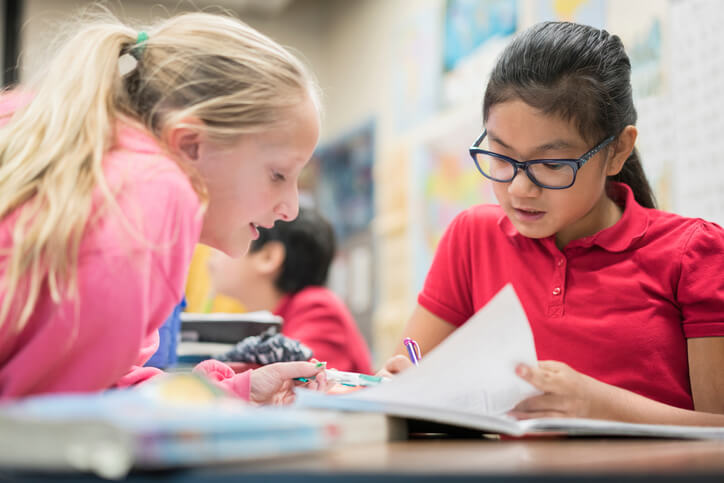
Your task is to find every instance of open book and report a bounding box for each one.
[296,285,724,440]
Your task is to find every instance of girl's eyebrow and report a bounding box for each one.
[535,140,577,151]
[488,131,577,153]
[487,131,513,150]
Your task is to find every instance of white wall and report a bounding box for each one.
[18,0,327,91]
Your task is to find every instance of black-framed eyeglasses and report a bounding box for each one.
[468,130,616,190]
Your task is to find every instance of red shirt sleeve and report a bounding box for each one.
[678,220,724,338]
[417,209,476,327]
[281,291,372,374]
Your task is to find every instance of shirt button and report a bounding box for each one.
[557,259,564,267]
[552,287,561,296]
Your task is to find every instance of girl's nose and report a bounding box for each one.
[274,184,300,221]
[508,168,540,197]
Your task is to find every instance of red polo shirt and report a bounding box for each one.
[275,286,373,374]
[419,183,724,410]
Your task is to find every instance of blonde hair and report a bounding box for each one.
[0,9,320,332]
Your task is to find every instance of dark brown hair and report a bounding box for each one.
[250,208,336,294]
[483,21,656,208]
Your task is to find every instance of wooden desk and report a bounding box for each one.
[245,438,724,475]
[6,438,724,482]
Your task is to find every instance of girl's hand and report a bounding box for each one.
[249,361,328,405]
[510,360,618,420]
[376,354,413,378]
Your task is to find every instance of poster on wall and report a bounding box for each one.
[391,2,443,133]
[442,0,517,108]
[532,0,605,27]
[300,122,377,344]
[410,107,496,290]
[608,0,672,211]
[303,122,375,244]
[444,0,517,72]
[669,0,724,227]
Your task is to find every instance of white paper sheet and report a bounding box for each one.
[353,284,540,416]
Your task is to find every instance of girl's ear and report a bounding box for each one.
[165,120,204,162]
[606,125,638,176]
[252,241,286,276]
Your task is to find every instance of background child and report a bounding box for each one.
[0,10,328,401]
[384,21,724,425]
[208,207,373,374]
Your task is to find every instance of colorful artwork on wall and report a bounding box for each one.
[443,0,517,72]
[302,121,375,243]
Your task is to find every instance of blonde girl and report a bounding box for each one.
[0,10,327,402]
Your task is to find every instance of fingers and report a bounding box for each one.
[192,359,236,381]
[515,362,562,393]
[511,393,570,413]
[272,361,327,379]
[383,355,413,375]
[375,368,394,378]
[538,360,569,372]
[508,410,567,420]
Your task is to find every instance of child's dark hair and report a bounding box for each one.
[483,21,656,209]
[249,207,336,294]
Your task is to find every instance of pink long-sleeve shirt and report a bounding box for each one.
[0,94,250,399]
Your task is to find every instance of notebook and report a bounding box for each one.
[180,310,282,344]
[296,285,724,440]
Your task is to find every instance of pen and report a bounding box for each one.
[294,369,388,387]
[403,337,422,366]
[325,369,386,387]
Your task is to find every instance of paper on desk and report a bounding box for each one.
[354,284,540,416]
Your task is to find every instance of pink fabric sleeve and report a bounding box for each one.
[193,359,252,400]
[114,331,163,387]
[0,117,203,399]
[0,248,176,398]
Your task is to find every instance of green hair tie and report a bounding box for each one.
[131,31,148,58]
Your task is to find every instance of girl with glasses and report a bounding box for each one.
[384,21,724,426]
[0,9,329,402]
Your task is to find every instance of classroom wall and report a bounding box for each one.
[19,0,327,85]
[15,0,724,368]
[286,0,724,367]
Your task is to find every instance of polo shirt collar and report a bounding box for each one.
[497,182,650,252]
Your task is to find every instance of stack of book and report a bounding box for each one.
[176,311,283,365]
[0,373,393,479]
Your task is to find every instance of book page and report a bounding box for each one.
[521,417,724,439]
[352,284,539,416]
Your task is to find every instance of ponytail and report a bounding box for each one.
[610,148,656,209]
[0,22,137,332]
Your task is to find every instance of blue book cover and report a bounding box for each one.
[0,373,330,478]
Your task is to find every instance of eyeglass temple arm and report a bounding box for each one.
[580,135,616,163]
[471,130,487,148]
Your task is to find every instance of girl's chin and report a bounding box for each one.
[216,238,252,259]
[510,220,554,240]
